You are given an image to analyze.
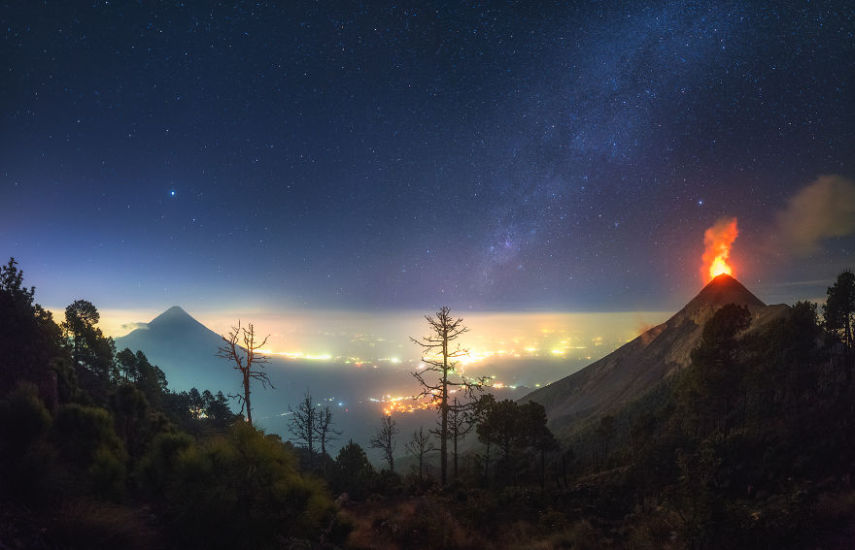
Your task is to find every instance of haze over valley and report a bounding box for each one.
[108,305,670,452]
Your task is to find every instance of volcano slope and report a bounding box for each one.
[520,274,788,438]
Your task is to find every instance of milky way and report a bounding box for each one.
[1,1,853,312]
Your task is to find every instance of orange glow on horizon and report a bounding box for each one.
[702,217,738,282]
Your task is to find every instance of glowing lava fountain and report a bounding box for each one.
[701,217,738,282]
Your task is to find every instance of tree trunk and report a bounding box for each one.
[440,329,448,485]
[440,397,447,484]
[453,424,459,481]
[244,373,253,426]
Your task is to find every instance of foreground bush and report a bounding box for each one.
[159,422,335,549]
[51,403,128,499]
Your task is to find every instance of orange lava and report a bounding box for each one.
[702,217,738,282]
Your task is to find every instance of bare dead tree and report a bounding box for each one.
[369,414,398,472]
[289,390,319,461]
[314,405,340,457]
[216,321,271,427]
[411,306,488,485]
[405,426,436,480]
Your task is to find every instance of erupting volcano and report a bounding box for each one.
[521,268,788,439]
[702,217,739,282]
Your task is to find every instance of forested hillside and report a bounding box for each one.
[2,257,854,549]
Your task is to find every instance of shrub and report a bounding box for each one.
[0,383,55,500]
[52,404,125,466]
[135,430,194,496]
[51,403,127,497]
[162,422,335,548]
[0,383,51,450]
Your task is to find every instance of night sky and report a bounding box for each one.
[2,1,854,317]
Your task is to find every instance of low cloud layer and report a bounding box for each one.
[776,175,855,256]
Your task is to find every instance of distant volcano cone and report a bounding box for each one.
[115,306,227,392]
[147,305,211,334]
[520,275,787,438]
[150,305,194,324]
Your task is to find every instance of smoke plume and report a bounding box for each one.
[701,217,738,282]
[776,175,855,256]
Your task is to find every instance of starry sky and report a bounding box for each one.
[2,1,854,318]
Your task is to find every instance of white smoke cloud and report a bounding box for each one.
[120,321,149,332]
[776,175,855,256]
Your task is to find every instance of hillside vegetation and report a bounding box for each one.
[1,257,854,549]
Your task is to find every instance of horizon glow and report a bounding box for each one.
[78,307,671,366]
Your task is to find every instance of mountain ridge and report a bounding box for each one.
[115,306,227,392]
[520,274,789,437]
